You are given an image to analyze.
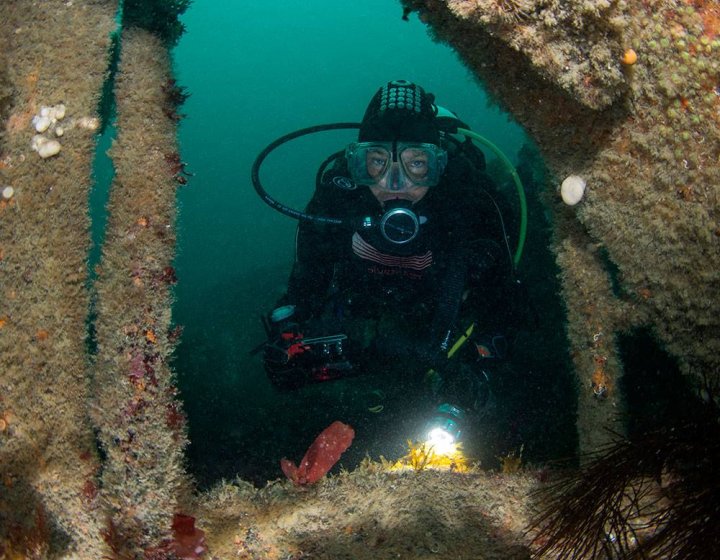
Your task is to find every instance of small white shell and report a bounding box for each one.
[33,115,52,133]
[31,134,46,150]
[561,175,586,206]
[53,104,66,120]
[38,139,61,158]
[55,126,64,137]
[77,116,99,131]
[32,136,62,158]
[2,186,14,199]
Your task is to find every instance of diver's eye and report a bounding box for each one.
[366,150,389,177]
[402,151,429,178]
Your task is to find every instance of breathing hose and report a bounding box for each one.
[456,128,527,268]
[251,123,361,225]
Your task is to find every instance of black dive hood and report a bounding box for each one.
[251,115,528,263]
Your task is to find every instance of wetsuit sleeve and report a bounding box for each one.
[281,189,343,322]
[428,249,469,351]
[427,158,507,351]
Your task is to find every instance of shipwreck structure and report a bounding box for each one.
[1,0,718,558]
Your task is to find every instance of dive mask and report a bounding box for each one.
[346,141,447,190]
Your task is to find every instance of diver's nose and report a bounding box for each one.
[387,163,403,191]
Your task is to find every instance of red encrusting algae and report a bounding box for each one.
[145,514,207,559]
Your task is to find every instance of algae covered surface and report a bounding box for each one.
[197,465,540,560]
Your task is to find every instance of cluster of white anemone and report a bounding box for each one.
[30,104,100,159]
[31,104,66,158]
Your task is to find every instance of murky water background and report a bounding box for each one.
[151,0,573,487]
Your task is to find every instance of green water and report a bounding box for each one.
[166,0,573,486]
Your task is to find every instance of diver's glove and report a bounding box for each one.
[263,331,308,390]
[422,327,496,409]
[262,305,305,389]
[416,342,446,372]
[472,333,508,361]
[262,305,307,371]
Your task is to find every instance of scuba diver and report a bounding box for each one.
[253,80,531,445]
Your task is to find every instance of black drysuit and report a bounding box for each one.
[279,150,515,387]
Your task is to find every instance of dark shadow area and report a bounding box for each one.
[487,142,578,466]
[619,327,700,435]
[122,0,191,47]
[0,447,72,557]
[0,59,12,136]
[293,512,530,559]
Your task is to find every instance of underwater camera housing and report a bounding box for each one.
[262,305,354,390]
[264,331,353,391]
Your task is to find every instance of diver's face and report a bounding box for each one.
[366,147,430,205]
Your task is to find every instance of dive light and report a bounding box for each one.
[425,403,464,454]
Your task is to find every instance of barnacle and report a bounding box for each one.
[621,48,638,65]
[0,409,13,432]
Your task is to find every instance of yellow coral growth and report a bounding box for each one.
[391,440,470,473]
[498,445,524,474]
